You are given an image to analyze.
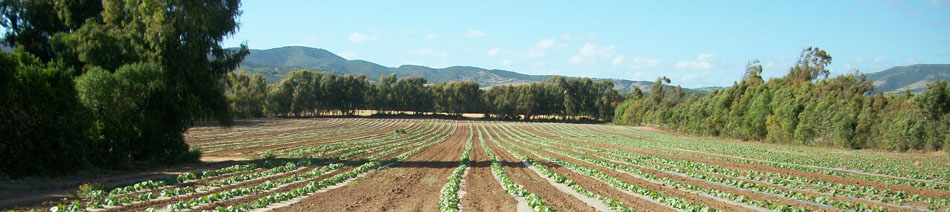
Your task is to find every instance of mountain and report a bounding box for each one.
[865,64,950,93]
[236,46,656,93]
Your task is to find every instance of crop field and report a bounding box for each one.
[18,118,950,212]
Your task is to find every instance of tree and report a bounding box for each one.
[0,48,90,176]
[226,72,267,118]
[788,47,831,83]
[0,0,247,175]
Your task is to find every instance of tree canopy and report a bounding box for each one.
[0,0,247,176]
[614,47,950,152]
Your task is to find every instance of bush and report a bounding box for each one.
[77,182,106,199]
[0,50,92,176]
[259,151,276,160]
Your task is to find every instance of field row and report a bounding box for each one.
[18,118,950,212]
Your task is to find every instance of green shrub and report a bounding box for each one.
[259,151,276,160]
[77,182,106,199]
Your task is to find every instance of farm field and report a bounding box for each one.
[7,118,950,212]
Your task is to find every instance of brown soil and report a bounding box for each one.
[9,119,949,212]
[190,167,350,212]
[0,160,245,210]
[273,121,467,212]
[492,136,675,211]
[461,127,519,212]
[119,121,447,212]
[523,126,934,211]
[507,126,754,212]
[482,126,598,212]
[196,119,413,158]
[187,119,352,144]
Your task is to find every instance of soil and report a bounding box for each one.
[482,126,598,212]
[523,125,937,211]
[460,127,520,212]
[7,119,950,212]
[272,121,469,212]
[507,126,754,212]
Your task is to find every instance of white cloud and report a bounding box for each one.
[348,33,378,43]
[569,43,616,64]
[466,30,486,38]
[424,33,436,39]
[337,52,356,59]
[530,61,545,68]
[673,53,716,69]
[525,38,557,58]
[502,59,512,66]
[629,57,661,70]
[536,39,556,48]
[846,56,891,72]
[905,58,919,65]
[409,48,448,58]
[487,48,501,57]
[559,33,597,41]
[612,55,625,66]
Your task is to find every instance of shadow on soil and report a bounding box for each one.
[0,155,561,210]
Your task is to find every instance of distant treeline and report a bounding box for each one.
[614,47,950,152]
[224,72,622,121]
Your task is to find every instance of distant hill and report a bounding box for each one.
[865,64,950,93]
[236,46,657,93]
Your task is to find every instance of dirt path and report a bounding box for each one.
[482,126,598,212]
[495,140,676,211]
[273,121,467,212]
[461,126,519,212]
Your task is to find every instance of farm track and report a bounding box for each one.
[460,126,520,212]
[275,121,470,212]
[88,119,445,212]
[481,124,598,212]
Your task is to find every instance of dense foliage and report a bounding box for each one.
[614,47,950,152]
[228,70,622,121]
[0,0,247,176]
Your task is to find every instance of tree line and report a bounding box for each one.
[224,71,623,122]
[614,47,950,152]
[0,0,246,176]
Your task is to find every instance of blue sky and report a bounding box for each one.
[223,0,950,88]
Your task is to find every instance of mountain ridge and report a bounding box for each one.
[235,46,948,94]
[236,46,656,93]
[865,64,950,93]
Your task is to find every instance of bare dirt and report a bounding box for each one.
[7,118,950,212]
[272,121,468,212]
[460,129,520,212]
[482,126,598,212]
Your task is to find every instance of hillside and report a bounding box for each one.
[865,64,950,93]
[236,46,655,93]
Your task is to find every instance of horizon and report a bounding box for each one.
[224,1,950,88]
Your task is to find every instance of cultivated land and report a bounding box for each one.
[5,118,950,212]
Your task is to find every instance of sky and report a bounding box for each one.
[222,0,950,88]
